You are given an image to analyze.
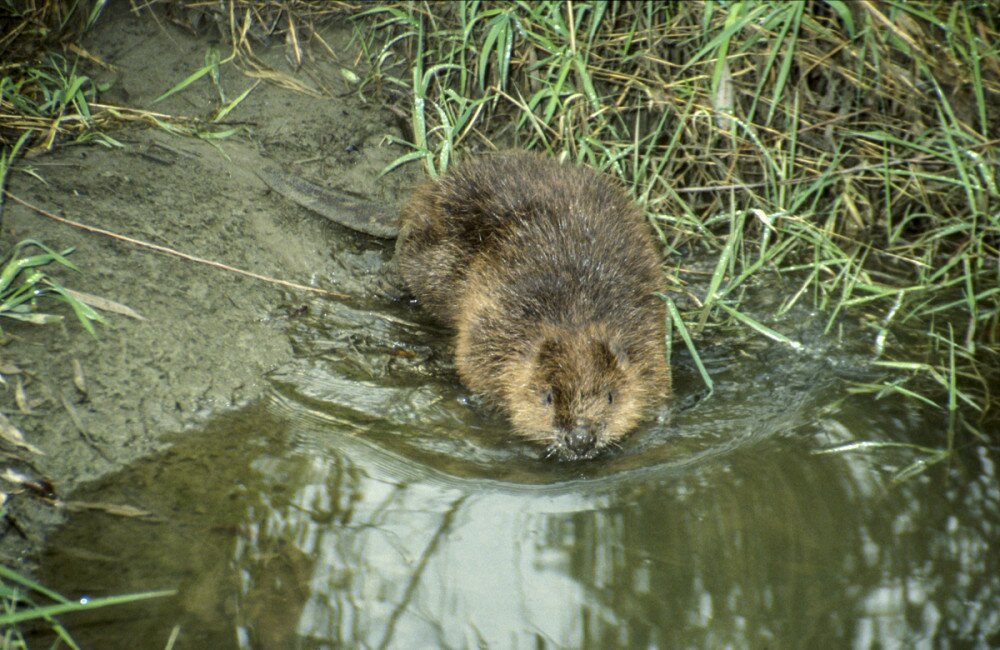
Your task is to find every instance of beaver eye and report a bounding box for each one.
[542,389,554,406]
[607,391,614,405]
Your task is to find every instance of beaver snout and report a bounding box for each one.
[566,425,597,456]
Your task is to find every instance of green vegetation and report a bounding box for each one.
[0,560,174,649]
[0,239,104,335]
[0,1,248,153]
[0,0,110,152]
[0,125,101,336]
[352,1,999,451]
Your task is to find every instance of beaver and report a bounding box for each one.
[258,151,671,460]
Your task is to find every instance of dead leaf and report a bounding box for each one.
[1,467,56,498]
[14,378,31,414]
[72,358,87,396]
[0,413,43,455]
[65,500,155,518]
[64,288,146,320]
[285,13,302,69]
[713,57,734,131]
[243,68,322,97]
[0,358,22,375]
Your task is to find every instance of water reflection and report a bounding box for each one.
[40,386,999,648]
[37,287,1000,648]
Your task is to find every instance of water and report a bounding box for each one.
[37,287,1000,648]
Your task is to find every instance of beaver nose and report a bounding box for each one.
[566,426,596,455]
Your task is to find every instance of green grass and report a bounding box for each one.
[0,128,103,335]
[0,239,104,336]
[0,561,174,649]
[353,1,1000,446]
[0,47,114,151]
[0,2,249,154]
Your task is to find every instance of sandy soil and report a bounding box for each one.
[1,4,415,566]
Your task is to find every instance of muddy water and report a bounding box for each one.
[36,290,1000,649]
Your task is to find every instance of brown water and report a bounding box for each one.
[38,292,1000,649]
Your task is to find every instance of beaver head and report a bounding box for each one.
[502,323,668,460]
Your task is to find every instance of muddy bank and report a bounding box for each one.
[1,5,413,566]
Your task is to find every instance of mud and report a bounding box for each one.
[0,5,414,566]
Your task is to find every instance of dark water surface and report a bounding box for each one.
[39,296,1000,648]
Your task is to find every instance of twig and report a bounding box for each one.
[3,190,348,299]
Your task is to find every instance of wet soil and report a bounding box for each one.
[1,5,415,566]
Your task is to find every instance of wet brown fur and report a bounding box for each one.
[397,151,671,460]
